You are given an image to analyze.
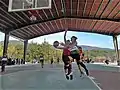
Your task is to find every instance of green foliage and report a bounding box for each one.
[8,44,24,58]
[0,40,117,62]
[26,41,62,62]
[0,45,3,56]
[84,50,116,61]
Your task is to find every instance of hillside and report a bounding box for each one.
[80,45,113,50]
[0,40,113,50]
[0,40,23,45]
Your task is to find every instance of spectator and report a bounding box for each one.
[7,58,12,65]
[57,57,60,64]
[51,58,54,65]
[1,54,8,72]
[16,58,18,64]
[21,59,24,64]
[105,59,109,65]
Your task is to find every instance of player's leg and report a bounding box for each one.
[74,54,84,77]
[68,56,73,80]
[79,62,89,76]
[1,61,4,72]
[42,60,44,68]
[40,60,43,68]
[62,55,69,80]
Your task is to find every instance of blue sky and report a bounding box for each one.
[0,31,120,49]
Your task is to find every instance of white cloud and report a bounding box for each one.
[29,32,65,44]
[9,36,19,41]
[0,32,4,41]
[117,35,120,41]
[29,31,77,44]
[1,31,119,49]
[117,35,120,49]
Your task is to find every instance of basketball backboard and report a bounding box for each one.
[8,0,51,12]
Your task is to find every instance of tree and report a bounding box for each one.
[0,45,3,56]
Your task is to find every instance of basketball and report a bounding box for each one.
[53,41,59,48]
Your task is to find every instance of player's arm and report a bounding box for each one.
[60,42,65,46]
[55,46,65,49]
[64,29,67,43]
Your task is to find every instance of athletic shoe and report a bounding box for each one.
[66,75,69,80]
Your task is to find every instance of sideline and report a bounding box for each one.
[88,76,102,90]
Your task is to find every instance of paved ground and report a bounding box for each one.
[0,64,100,90]
[90,70,120,90]
[87,64,120,90]
[0,63,120,90]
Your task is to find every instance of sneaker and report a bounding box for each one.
[66,75,69,80]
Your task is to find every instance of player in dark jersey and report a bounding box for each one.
[1,54,7,72]
[64,29,89,76]
[70,36,89,76]
[40,54,44,68]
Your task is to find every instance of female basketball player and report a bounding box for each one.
[70,36,89,76]
[53,40,73,80]
[64,30,89,76]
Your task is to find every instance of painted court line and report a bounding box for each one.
[88,76,102,90]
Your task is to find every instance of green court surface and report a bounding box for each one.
[0,64,101,90]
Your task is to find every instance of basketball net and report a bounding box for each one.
[25,0,37,21]
[28,8,37,21]
[26,0,33,5]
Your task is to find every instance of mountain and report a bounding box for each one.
[80,45,113,50]
[0,40,23,45]
[0,40,113,50]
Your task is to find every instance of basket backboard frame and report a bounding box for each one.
[8,0,52,12]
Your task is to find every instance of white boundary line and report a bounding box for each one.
[88,76,102,90]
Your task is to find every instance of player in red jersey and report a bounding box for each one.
[54,40,73,80]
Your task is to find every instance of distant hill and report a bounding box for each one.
[80,45,113,50]
[0,40,23,45]
[0,40,113,50]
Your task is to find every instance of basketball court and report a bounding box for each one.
[0,63,102,90]
[0,63,120,90]
[0,0,120,90]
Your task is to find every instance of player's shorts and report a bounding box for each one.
[40,60,44,63]
[62,55,70,65]
[70,54,80,63]
[1,61,7,66]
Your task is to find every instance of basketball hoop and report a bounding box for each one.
[28,8,38,22]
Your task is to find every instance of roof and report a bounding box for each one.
[0,0,120,40]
